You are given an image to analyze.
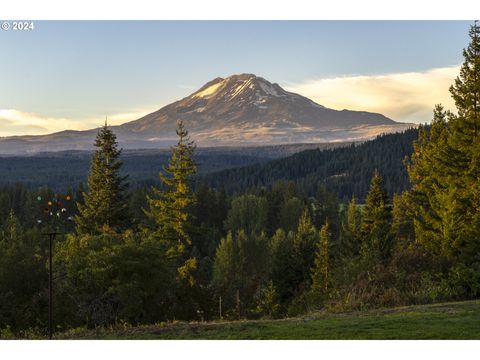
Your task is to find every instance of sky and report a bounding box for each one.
[0,20,473,136]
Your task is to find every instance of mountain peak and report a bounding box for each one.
[226,73,258,82]
[130,73,399,142]
[191,73,289,103]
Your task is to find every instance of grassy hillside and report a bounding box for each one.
[56,300,480,340]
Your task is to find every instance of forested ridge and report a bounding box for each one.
[1,24,480,339]
[199,127,419,200]
[0,151,269,190]
[0,142,349,191]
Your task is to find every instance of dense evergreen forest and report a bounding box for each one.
[0,131,413,200]
[0,142,347,191]
[0,151,268,190]
[1,24,480,339]
[199,128,419,200]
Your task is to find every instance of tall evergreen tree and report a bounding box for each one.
[146,120,197,283]
[408,23,480,263]
[75,122,130,235]
[311,221,331,293]
[446,22,480,262]
[360,170,392,265]
[391,192,415,250]
[450,22,480,140]
[146,121,197,249]
[339,196,362,258]
[407,106,450,253]
[292,209,317,292]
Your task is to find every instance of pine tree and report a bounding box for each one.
[146,121,197,283]
[408,23,480,262]
[391,192,415,249]
[75,122,130,235]
[339,196,362,258]
[446,22,480,262]
[311,221,331,293]
[255,280,280,319]
[292,209,317,291]
[450,22,480,140]
[407,106,450,253]
[146,121,197,250]
[360,170,392,265]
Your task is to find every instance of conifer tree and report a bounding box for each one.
[391,192,415,249]
[450,22,480,140]
[146,121,197,282]
[75,122,130,235]
[255,280,280,319]
[339,196,362,258]
[146,121,196,249]
[360,170,392,265]
[446,22,480,261]
[311,221,331,293]
[408,23,480,262]
[292,209,317,290]
[407,106,450,253]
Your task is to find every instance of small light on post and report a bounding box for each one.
[37,192,72,340]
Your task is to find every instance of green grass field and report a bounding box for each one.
[55,300,480,340]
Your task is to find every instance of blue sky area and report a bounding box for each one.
[0,20,473,134]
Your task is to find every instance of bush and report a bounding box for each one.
[446,263,480,298]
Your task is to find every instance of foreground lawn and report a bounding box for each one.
[58,300,480,340]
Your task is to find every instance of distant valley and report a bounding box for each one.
[0,129,416,201]
[0,142,353,190]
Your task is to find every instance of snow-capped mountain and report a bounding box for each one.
[121,73,404,144]
[0,74,412,154]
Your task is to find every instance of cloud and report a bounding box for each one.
[285,66,460,123]
[0,109,151,137]
[0,109,79,136]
